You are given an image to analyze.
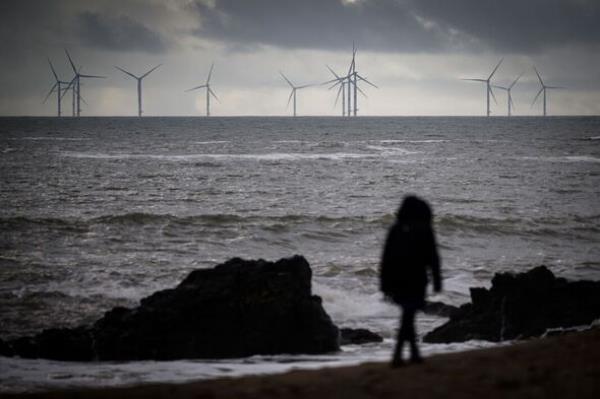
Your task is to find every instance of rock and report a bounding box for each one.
[423,301,460,318]
[339,328,383,345]
[0,338,14,357]
[2,256,340,361]
[424,266,600,343]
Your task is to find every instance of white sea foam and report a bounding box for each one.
[378,139,447,143]
[365,145,419,155]
[517,155,600,163]
[194,141,230,145]
[590,136,600,140]
[11,137,90,141]
[61,152,376,162]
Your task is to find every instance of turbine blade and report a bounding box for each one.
[510,95,516,110]
[357,85,367,98]
[47,58,59,81]
[115,66,138,79]
[321,77,340,86]
[206,62,214,84]
[334,83,343,107]
[185,84,207,92]
[509,72,524,89]
[357,74,378,88]
[79,74,105,79]
[328,81,341,90]
[490,86,498,105]
[533,66,544,86]
[297,84,313,89]
[488,58,503,80]
[286,89,294,109]
[326,65,341,80]
[279,71,294,88]
[209,88,220,102]
[462,78,487,82]
[492,85,508,91]
[141,64,161,79]
[531,87,544,107]
[43,82,58,103]
[64,49,77,74]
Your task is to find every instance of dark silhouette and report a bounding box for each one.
[380,196,441,366]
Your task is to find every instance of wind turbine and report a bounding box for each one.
[115,64,161,117]
[324,65,347,116]
[532,66,563,117]
[493,73,523,117]
[462,58,503,117]
[347,43,377,116]
[64,50,105,117]
[44,58,71,117]
[279,71,313,117]
[186,63,219,117]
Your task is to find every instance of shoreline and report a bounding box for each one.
[5,328,599,399]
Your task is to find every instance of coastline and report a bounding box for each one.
[5,328,599,399]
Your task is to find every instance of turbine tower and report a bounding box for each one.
[115,64,161,117]
[349,47,377,117]
[44,58,71,117]
[493,73,523,117]
[186,63,219,117]
[462,58,503,117]
[279,71,313,117]
[532,66,563,117]
[64,50,105,117]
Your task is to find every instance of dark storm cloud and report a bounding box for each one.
[192,0,600,53]
[412,0,600,52]
[192,0,452,52]
[77,11,168,53]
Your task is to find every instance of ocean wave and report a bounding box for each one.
[0,213,394,230]
[2,212,597,239]
[516,155,600,164]
[10,137,90,141]
[60,151,376,162]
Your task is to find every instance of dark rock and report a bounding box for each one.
[0,338,14,357]
[339,328,383,345]
[424,266,600,343]
[423,301,460,318]
[3,256,339,361]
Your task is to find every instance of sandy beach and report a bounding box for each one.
[5,328,599,399]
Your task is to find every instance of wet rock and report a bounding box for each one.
[339,328,383,345]
[424,266,600,343]
[2,256,339,360]
[423,301,460,318]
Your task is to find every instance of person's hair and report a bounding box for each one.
[396,195,432,225]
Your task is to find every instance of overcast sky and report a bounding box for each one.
[1,0,599,116]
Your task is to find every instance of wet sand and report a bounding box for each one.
[5,328,600,399]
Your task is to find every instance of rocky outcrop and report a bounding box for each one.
[0,256,340,360]
[339,328,383,345]
[424,266,600,343]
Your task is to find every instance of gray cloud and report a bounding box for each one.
[192,0,600,53]
[77,11,168,53]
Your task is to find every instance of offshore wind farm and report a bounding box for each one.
[37,44,572,118]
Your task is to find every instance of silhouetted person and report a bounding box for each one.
[380,196,441,366]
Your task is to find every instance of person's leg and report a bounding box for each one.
[391,307,406,367]
[405,307,422,363]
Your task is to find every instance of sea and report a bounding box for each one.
[1,116,599,392]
